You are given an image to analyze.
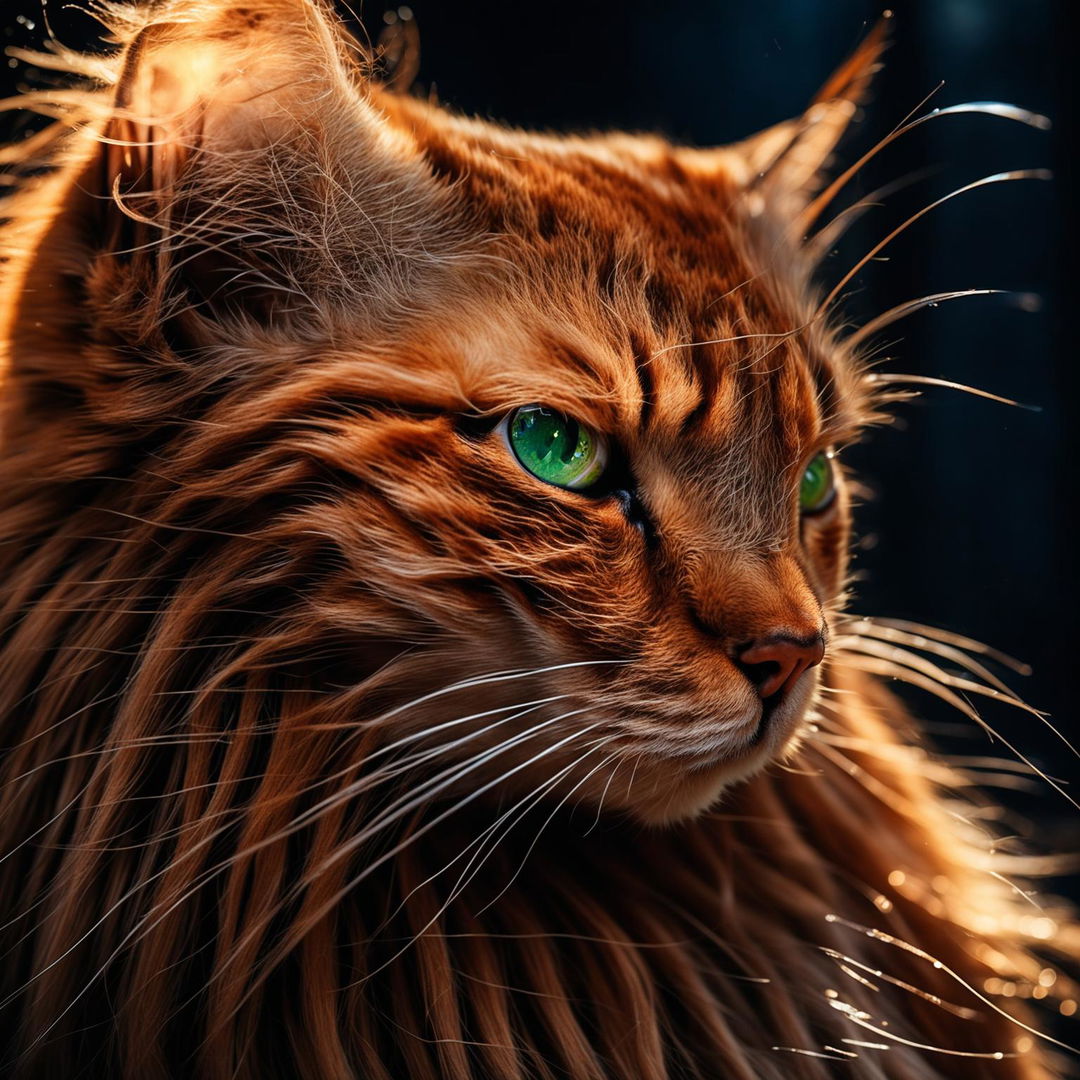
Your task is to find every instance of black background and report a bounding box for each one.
[1,2,1076,877]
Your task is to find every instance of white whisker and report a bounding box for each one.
[818,170,1051,320]
[801,100,1050,233]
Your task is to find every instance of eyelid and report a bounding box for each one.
[807,444,840,468]
[454,411,502,442]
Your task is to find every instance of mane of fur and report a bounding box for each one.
[0,3,1076,1078]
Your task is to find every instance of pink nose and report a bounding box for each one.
[735,632,825,700]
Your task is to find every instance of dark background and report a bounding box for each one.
[1,2,1075,867]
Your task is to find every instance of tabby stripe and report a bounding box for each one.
[630,333,655,432]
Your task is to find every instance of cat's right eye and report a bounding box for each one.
[502,405,609,491]
[799,451,837,514]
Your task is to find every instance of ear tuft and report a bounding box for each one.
[733,15,891,217]
[812,14,891,110]
[0,0,474,440]
[4,0,468,348]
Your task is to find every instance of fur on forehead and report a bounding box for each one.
[2,0,880,441]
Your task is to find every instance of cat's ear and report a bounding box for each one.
[5,0,460,398]
[730,18,890,223]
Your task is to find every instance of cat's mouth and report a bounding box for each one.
[748,690,788,746]
[609,668,820,824]
[647,666,817,763]
[622,695,812,824]
[738,669,819,757]
[440,665,820,828]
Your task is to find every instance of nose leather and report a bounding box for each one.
[735,632,825,700]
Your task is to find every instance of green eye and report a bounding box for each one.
[799,452,836,513]
[505,405,608,490]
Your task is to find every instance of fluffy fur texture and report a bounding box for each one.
[0,2,1075,1077]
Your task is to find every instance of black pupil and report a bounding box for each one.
[558,417,580,464]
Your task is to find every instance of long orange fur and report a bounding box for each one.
[0,2,1075,1077]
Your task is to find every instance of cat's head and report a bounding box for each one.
[1,0,888,823]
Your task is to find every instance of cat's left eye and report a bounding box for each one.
[799,452,836,514]
[503,405,609,491]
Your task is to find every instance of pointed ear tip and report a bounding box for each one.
[866,11,896,58]
[860,11,896,66]
[812,15,893,110]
